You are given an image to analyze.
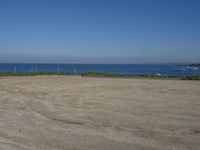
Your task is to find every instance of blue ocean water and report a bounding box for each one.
[0,63,200,75]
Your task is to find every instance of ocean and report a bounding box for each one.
[0,63,200,75]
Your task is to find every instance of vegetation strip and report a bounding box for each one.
[0,72,72,76]
[0,72,200,80]
[81,72,200,80]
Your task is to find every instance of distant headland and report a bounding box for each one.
[186,63,200,67]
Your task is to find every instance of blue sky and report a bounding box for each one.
[0,0,200,63]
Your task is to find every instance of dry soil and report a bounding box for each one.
[0,76,200,150]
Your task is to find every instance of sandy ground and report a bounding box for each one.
[0,76,200,150]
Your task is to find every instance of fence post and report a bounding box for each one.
[35,66,38,73]
[74,67,77,75]
[57,66,60,74]
[31,66,34,73]
[14,66,16,74]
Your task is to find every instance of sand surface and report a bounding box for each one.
[0,76,200,150]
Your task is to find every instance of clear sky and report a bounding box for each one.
[0,0,200,64]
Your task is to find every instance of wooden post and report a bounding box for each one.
[14,66,16,74]
[74,67,77,75]
[31,66,34,72]
[35,66,38,73]
[57,66,60,74]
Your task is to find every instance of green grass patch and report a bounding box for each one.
[81,72,200,80]
[1,71,200,80]
[0,72,74,76]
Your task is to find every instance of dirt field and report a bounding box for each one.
[0,76,200,150]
